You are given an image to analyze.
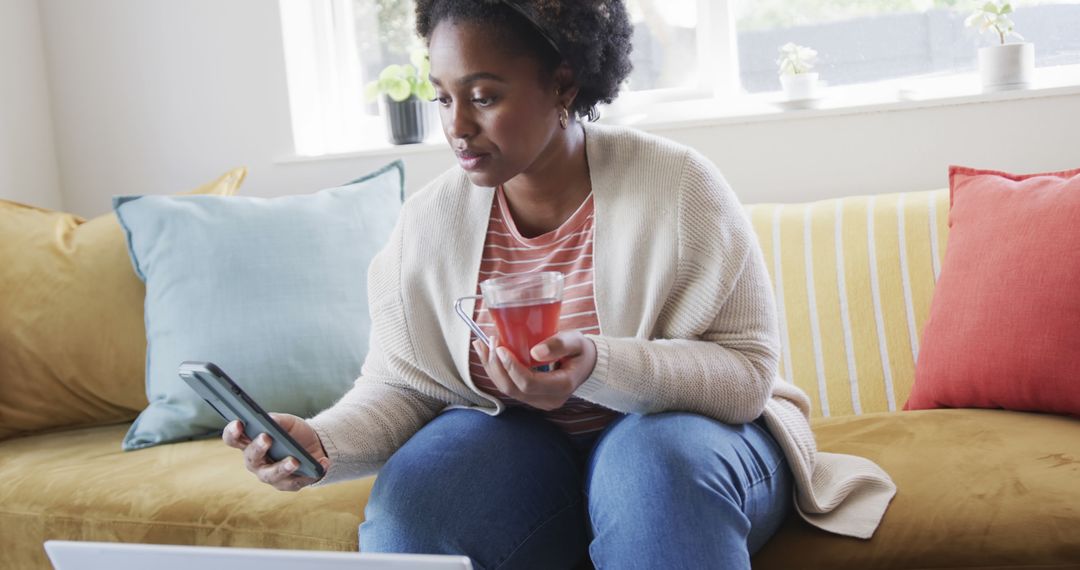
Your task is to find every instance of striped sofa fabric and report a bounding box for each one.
[745,189,950,419]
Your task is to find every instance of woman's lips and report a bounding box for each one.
[457,150,489,171]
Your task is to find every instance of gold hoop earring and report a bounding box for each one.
[559,107,569,129]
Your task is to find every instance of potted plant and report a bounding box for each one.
[364,48,437,145]
[965,1,1033,91]
[777,42,821,102]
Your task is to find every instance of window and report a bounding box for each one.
[735,0,1080,93]
[353,0,421,117]
[352,0,714,95]
[279,0,1080,155]
[344,0,719,141]
[279,0,371,156]
[623,0,701,91]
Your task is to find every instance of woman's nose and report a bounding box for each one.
[444,103,477,141]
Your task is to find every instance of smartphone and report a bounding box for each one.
[178,361,325,479]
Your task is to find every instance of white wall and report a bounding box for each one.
[35,0,1080,219]
[0,0,61,210]
[39,0,453,219]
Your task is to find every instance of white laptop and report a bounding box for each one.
[44,541,473,570]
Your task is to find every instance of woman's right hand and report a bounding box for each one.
[222,413,332,492]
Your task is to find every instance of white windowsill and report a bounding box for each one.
[277,64,1080,164]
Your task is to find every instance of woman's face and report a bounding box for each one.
[428,20,563,188]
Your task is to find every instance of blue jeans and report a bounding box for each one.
[359,408,792,569]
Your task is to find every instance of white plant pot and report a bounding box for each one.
[780,72,820,100]
[978,43,1034,92]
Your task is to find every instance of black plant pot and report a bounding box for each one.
[380,95,433,145]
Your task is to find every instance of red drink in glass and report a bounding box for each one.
[489,298,563,368]
[455,271,565,372]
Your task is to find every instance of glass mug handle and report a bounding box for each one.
[454,294,558,373]
[454,295,491,349]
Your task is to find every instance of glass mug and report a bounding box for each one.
[455,272,564,372]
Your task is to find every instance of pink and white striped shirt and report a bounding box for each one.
[469,185,620,436]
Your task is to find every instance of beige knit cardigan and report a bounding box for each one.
[308,122,896,539]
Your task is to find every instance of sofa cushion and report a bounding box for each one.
[906,166,1080,417]
[745,189,950,418]
[0,169,245,441]
[113,161,404,450]
[0,423,372,570]
[753,409,1080,569]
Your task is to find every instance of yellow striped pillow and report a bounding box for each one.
[745,189,950,418]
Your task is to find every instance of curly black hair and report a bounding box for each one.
[415,0,633,121]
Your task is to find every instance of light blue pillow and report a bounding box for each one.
[114,161,403,450]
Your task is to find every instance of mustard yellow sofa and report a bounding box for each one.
[2,188,1079,569]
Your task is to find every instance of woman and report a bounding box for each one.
[223,1,895,568]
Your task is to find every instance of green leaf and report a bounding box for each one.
[402,64,417,79]
[363,81,381,104]
[1000,3,1013,14]
[983,1,999,14]
[379,64,404,82]
[386,79,411,102]
[416,81,436,101]
[409,47,427,70]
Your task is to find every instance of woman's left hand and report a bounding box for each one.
[474,331,598,411]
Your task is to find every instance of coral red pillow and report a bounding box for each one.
[906,166,1080,416]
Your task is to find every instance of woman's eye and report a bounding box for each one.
[434,95,450,106]
[472,96,495,107]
